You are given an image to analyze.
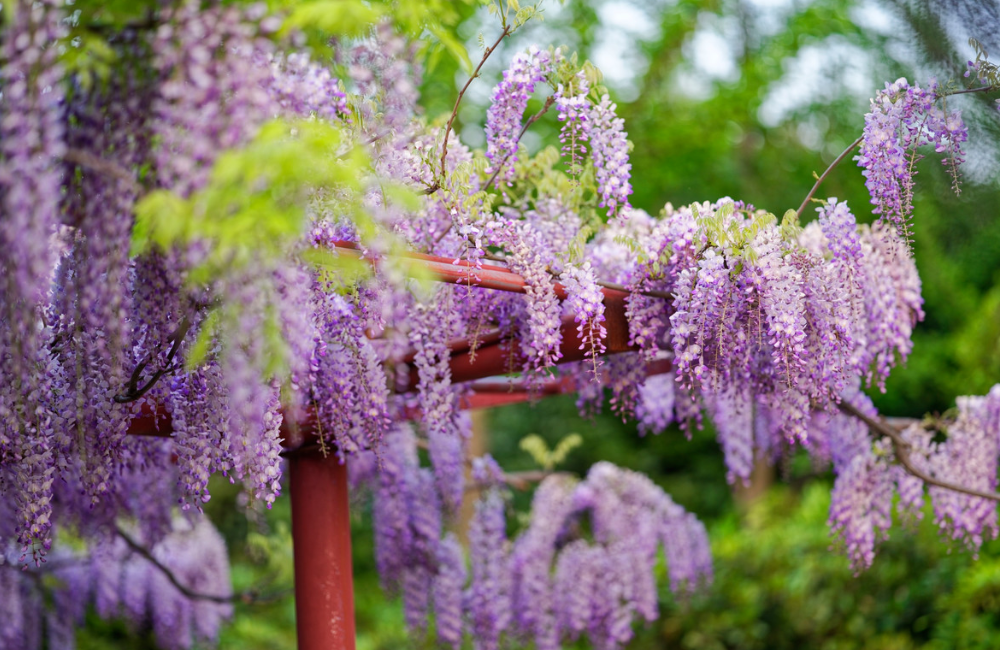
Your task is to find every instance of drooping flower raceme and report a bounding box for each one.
[926,386,1000,551]
[489,218,563,371]
[467,488,511,650]
[636,371,675,436]
[0,0,65,562]
[855,78,968,235]
[556,71,591,177]
[485,46,556,186]
[560,261,607,372]
[588,94,633,220]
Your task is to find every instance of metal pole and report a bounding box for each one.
[289,450,356,650]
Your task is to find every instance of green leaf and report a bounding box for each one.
[519,433,581,470]
[300,247,371,288]
[134,119,368,285]
[381,182,424,213]
[282,1,386,38]
[131,190,190,257]
[59,32,117,91]
[519,434,552,469]
[428,24,473,75]
[549,433,582,467]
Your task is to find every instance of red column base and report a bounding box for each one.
[289,451,356,650]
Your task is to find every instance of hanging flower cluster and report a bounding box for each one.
[364,444,711,650]
[485,46,557,186]
[657,198,924,453]
[556,70,591,177]
[812,385,1000,570]
[1,516,232,650]
[856,77,968,235]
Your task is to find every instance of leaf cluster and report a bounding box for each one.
[968,38,1000,90]
[133,119,367,285]
[519,432,583,471]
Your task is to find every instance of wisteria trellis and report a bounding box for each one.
[1,1,999,649]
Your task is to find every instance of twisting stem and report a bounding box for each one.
[837,399,1000,503]
[64,148,142,195]
[428,24,513,196]
[115,525,289,604]
[596,279,672,300]
[114,316,192,403]
[500,469,568,491]
[795,135,864,219]
[948,85,998,96]
[430,95,557,245]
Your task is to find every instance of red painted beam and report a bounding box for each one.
[331,242,631,304]
[289,451,356,650]
[128,294,651,437]
[443,291,633,385]
[459,357,674,410]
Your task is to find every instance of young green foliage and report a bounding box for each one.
[519,433,583,470]
[133,119,368,285]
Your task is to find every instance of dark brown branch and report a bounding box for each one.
[596,279,672,301]
[427,24,514,196]
[114,317,191,403]
[795,135,864,219]
[947,85,998,96]
[64,148,142,195]
[501,469,567,490]
[461,469,567,491]
[115,525,290,605]
[837,400,1000,503]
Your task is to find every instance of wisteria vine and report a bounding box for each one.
[1,1,999,649]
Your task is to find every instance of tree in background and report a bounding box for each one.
[1,1,999,649]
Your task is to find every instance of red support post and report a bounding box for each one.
[289,450,356,650]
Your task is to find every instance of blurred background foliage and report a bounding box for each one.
[78,0,1000,647]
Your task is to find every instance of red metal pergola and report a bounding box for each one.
[126,245,663,650]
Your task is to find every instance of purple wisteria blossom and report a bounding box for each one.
[556,71,591,177]
[485,47,556,186]
[927,386,1000,551]
[265,51,350,121]
[607,352,647,420]
[510,476,577,649]
[704,380,755,484]
[467,488,510,650]
[152,3,277,197]
[0,0,65,563]
[636,371,675,436]
[856,78,968,235]
[489,218,563,371]
[0,516,232,650]
[350,22,422,133]
[561,261,608,371]
[410,295,467,513]
[588,94,633,220]
[821,393,894,571]
[434,533,467,649]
